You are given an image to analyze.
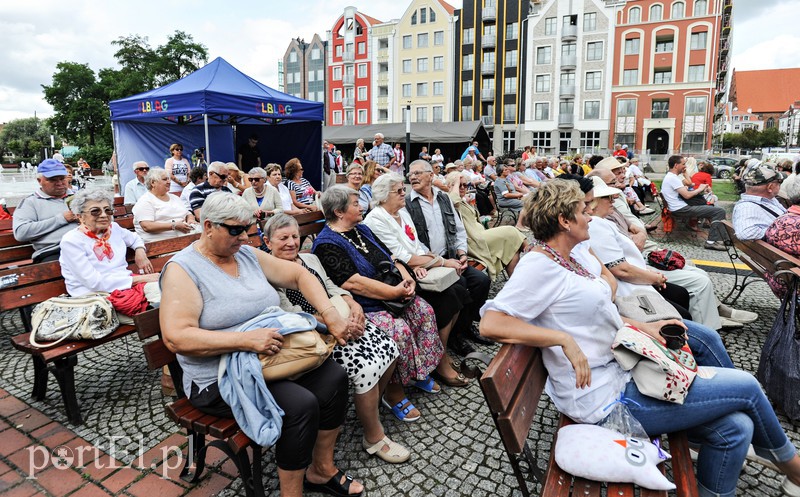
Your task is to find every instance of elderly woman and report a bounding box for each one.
[160,192,364,497]
[345,163,364,192]
[766,180,800,298]
[353,138,367,163]
[265,163,309,216]
[164,143,191,194]
[285,158,319,211]
[60,190,159,297]
[364,173,471,387]
[132,169,196,242]
[444,171,526,279]
[493,164,524,212]
[481,180,800,497]
[264,214,408,463]
[358,160,385,213]
[312,186,445,423]
[242,166,282,224]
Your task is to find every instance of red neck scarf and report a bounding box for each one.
[79,224,114,261]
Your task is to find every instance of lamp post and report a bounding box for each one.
[405,103,411,176]
[787,105,796,152]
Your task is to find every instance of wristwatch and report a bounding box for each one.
[171,220,176,230]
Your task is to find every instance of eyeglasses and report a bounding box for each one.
[408,170,430,177]
[348,172,363,177]
[459,183,469,188]
[136,167,150,172]
[391,187,406,195]
[216,223,252,236]
[211,172,229,181]
[173,148,183,152]
[85,207,114,217]
[249,177,264,182]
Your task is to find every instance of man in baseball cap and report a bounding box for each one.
[732,162,787,240]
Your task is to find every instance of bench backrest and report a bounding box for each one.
[294,210,326,239]
[720,220,800,284]
[480,343,548,454]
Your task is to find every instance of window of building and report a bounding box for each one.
[418,33,429,48]
[586,41,603,61]
[403,35,412,49]
[378,85,388,97]
[378,109,388,121]
[483,103,494,122]
[335,45,343,57]
[650,4,663,21]
[580,131,601,151]
[560,72,575,87]
[624,38,640,55]
[402,84,412,97]
[655,37,674,53]
[583,101,600,119]
[416,107,427,122]
[333,88,342,102]
[433,106,443,122]
[535,74,551,92]
[693,0,707,16]
[289,51,297,63]
[583,12,597,32]
[333,66,342,80]
[767,117,775,128]
[685,96,707,115]
[629,6,641,23]
[358,42,366,54]
[308,70,315,82]
[562,42,576,57]
[623,69,639,85]
[505,49,518,67]
[358,86,367,101]
[563,14,577,29]
[532,132,552,153]
[544,17,557,36]
[357,63,367,78]
[433,56,444,71]
[559,131,573,154]
[411,10,417,25]
[618,99,636,116]
[358,109,367,123]
[536,46,552,64]
[503,104,516,122]
[688,64,705,82]
[317,68,324,80]
[534,102,550,120]
[434,31,444,45]
[681,97,707,152]
[585,71,602,91]
[463,28,474,44]
[433,81,444,95]
[503,131,516,153]
[653,68,672,84]
[462,53,474,70]
[506,22,519,39]
[403,59,412,73]
[333,110,342,124]
[483,24,496,38]
[690,31,708,50]
[483,77,495,91]
[417,82,428,96]
[671,2,684,19]
[311,48,321,60]
[462,79,474,96]
[504,76,517,94]
[417,58,428,72]
[345,87,354,100]
[651,99,669,118]
[482,51,496,66]
[461,105,473,120]
[560,101,575,121]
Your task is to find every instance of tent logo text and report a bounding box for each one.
[259,102,292,116]
[139,100,169,113]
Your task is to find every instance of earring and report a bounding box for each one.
[567,226,571,233]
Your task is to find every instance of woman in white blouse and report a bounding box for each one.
[266,163,309,215]
[132,169,196,242]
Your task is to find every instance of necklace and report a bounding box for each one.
[533,240,595,280]
[332,226,369,254]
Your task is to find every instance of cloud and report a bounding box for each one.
[733,35,800,71]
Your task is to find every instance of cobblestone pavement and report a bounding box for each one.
[0,205,797,496]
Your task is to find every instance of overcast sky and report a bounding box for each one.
[0,0,797,123]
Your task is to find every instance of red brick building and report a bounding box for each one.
[609,0,731,155]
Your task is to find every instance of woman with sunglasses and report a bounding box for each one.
[164,143,191,194]
[160,192,365,497]
[59,189,159,298]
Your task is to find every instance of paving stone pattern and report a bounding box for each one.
[0,212,797,496]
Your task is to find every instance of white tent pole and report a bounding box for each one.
[204,114,211,162]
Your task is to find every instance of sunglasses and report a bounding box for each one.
[136,167,150,172]
[173,148,183,152]
[85,207,114,217]
[249,177,264,182]
[216,223,253,236]
[391,187,405,195]
[212,172,229,181]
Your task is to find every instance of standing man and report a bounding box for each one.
[366,133,396,171]
[322,140,339,190]
[460,140,487,162]
[123,161,150,204]
[13,159,79,262]
[732,162,787,240]
[237,134,261,173]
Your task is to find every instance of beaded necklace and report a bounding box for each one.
[531,240,595,280]
[333,227,370,254]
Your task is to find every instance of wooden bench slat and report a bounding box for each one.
[668,431,699,497]
[572,478,602,497]
[0,245,34,264]
[142,340,176,370]
[10,325,136,363]
[0,279,67,312]
[481,344,541,414]
[495,352,546,454]
[209,418,239,439]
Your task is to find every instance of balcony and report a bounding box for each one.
[561,53,577,70]
[480,88,494,101]
[481,35,496,49]
[342,51,355,63]
[377,96,388,107]
[343,74,354,86]
[559,84,575,98]
[562,24,577,41]
[480,115,494,127]
[342,97,355,108]
[377,48,389,61]
[558,113,574,128]
[377,73,389,85]
[344,119,355,126]
[481,62,496,75]
[482,6,496,21]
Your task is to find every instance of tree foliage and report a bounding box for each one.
[0,117,57,162]
[722,127,786,151]
[42,62,109,146]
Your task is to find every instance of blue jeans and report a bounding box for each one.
[684,319,734,369]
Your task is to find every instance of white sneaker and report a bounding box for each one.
[782,476,800,497]
[718,304,759,324]
[639,207,655,215]
[719,317,744,329]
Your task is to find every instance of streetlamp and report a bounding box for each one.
[787,105,796,152]
[405,103,411,176]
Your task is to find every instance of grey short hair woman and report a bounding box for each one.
[133,168,196,242]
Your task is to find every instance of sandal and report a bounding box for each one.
[432,370,471,388]
[381,396,420,422]
[362,436,411,463]
[303,469,363,497]
[412,375,441,394]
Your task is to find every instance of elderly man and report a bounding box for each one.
[123,161,150,204]
[406,160,492,352]
[321,140,339,191]
[732,162,787,241]
[188,161,233,219]
[366,133,397,171]
[460,141,487,163]
[13,159,79,262]
[483,155,498,181]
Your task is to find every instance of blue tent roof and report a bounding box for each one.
[109,57,323,124]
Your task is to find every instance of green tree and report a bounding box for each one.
[152,31,208,86]
[42,62,109,146]
[759,126,785,148]
[0,117,57,162]
[722,133,741,150]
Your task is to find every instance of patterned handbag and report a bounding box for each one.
[30,293,119,348]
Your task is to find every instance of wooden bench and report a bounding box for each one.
[134,309,266,497]
[463,344,698,497]
[293,210,325,239]
[715,220,800,304]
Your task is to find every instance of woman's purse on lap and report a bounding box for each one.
[417,267,459,292]
[615,291,682,323]
[30,293,119,348]
[612,325,697,404]
[374,260,414,317]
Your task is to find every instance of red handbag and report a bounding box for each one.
[647,249,685,271]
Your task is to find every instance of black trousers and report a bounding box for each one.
[190,358,348,470]
[658,282,693,321]
[454,265,491,333]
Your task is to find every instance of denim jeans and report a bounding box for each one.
[684,319,734,369]
[624,365,796,497]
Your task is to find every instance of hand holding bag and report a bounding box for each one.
[30,293,119,348]
[417,266,460,292]
[374,259,414,317]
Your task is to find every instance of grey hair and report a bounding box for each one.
[70,189,114,215]
[207,161,228,175]
[263,213,299,241]
[320,185,358,223]
[371,173,404,206]
[408,159,433,172]
[496,164,506,176]
[374,133,384,139]
[199,191,254,225]
[248,167,267,178]
[346,163,364,175]
[145,168,169,190]
[356,138,365,146]
[133,160,148,170]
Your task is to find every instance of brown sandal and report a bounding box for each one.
[432,370,470,387]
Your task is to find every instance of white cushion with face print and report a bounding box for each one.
[554,424,674,491]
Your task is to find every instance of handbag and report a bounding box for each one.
[374,259,414,317]
[660,207,674,233]
[612,324,698,404]
[757,278,800,420]
[417,266,460,292]
[30,293,119,348]
[615,291,682,323]
[647,249,686,271]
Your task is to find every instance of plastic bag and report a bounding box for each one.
[596,394,648,439]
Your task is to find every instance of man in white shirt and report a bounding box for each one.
[732,162,787,240]
[661,155,727,250]
[123,162,150,204]
[483,156,498,181]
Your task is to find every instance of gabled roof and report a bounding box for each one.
[437,0,456,15]
[359,12,383,26]
[731,68,800,114]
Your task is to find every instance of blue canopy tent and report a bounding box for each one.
[109,57,324,189]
